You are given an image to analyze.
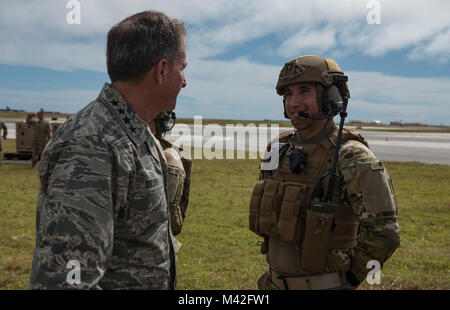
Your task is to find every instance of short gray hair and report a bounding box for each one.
[107,11,186,83]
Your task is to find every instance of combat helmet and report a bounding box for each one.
[276,55,350,118]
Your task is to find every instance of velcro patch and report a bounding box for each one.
[279,61,305,81]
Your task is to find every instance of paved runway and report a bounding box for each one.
[2,121,449,165]
[356,131,450,165]
[165,124,450,165]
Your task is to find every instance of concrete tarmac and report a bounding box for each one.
[2,120,449,165]
[165,124,450,165]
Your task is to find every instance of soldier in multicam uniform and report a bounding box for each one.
[31,110,52,168]
[29,10,187,289]
[0,120,7,165]
[249,55,400,290]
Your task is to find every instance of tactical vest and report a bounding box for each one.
[249,125,368,273]
[159,138,192,236]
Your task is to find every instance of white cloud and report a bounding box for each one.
[348,71,450,105]
[177,58,282,119]
[2,58,449,124]
[278,28,336,57]
[408,28,450,63]
[1,0,450,124]
[1,0,450,71]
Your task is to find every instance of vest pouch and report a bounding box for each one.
[277,184,308,242]
[300,202,335,273]
[249,180,266,235]
[330,206,359,249]
[259,180,283,237]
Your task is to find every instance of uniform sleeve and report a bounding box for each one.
[29,136,117,289]
[338,141,400,285]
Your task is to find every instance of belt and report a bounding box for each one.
[270,270,345,290]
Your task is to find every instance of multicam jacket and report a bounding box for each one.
[29,83,176,289]
[252,122,400,286]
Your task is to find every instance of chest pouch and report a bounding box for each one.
[249,180,266,236]
[259,181,284,237]
[277,183,308,242]
[249,179,308,242]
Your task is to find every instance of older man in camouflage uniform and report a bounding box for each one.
[0,120,7,164]
[249,55,400,290]
[29,11,187,289]
[31,110,52,168]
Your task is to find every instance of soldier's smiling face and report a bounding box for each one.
[284,82,319,120]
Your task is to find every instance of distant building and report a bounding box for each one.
[390,121,403,126]
[404,122,427,127]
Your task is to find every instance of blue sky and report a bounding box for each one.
[0,0,449,125]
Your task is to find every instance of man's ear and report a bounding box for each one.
[155,58,169,85]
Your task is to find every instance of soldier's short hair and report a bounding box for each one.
[107,11,186,83]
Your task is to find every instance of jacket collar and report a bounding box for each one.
[295,119,335,144]
[97,83,152,146]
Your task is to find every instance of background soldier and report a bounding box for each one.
[150,111,192,237]
[150,111,192,254]
[249,55,400,290]
[29,10,187,289]
[0,120,7,165]
[31,110,52,168]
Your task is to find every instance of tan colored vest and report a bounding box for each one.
[249,124,368,275]
[159,138,192,236]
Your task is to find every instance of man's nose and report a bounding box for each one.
[289,95,304,107]
[181,73,187,88]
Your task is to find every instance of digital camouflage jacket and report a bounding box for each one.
[29,83,176,289]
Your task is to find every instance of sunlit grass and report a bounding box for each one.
[0,139,449,289]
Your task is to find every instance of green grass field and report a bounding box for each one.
[0,139,449,290]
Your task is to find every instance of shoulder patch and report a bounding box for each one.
[339,140,377,172]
